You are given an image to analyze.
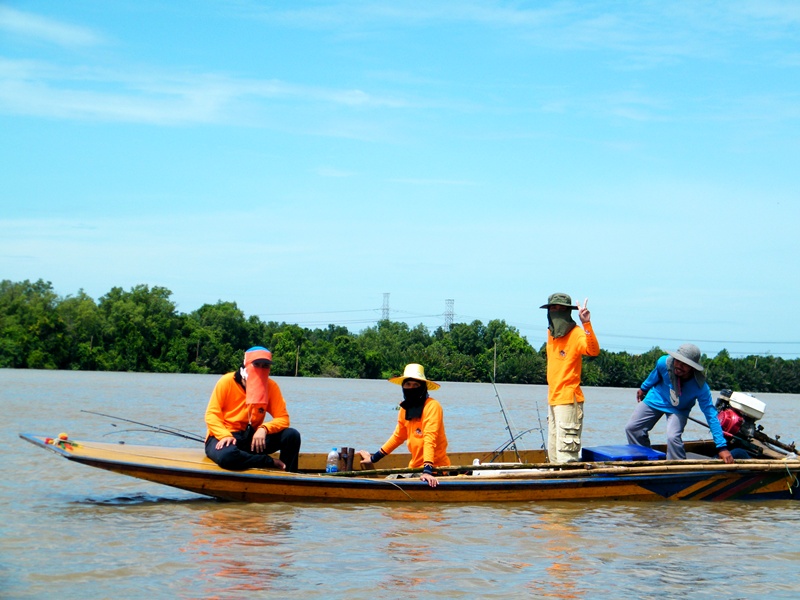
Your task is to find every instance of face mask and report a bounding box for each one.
[548,310,576,338]
[400,385,428,420]
[244,362,270,426]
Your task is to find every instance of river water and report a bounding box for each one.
[3,369,799,599]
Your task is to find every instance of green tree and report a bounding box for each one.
[269,324,305,376]
[359,320,429,378]
[96,285,182,372]
[592,351,639,388]
[707,349,737,391]
[3,279,800,392]
[56,290,104,370]
[186,301,251,373]
[331,335,365,378]
[0,279,66,369]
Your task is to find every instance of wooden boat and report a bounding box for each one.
[19,433,800,502]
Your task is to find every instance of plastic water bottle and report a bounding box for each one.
[326,448,339,473]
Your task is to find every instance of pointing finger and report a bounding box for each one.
[583,298,588,309]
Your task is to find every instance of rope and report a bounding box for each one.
[785,461,799,494]
[375,478,416,501]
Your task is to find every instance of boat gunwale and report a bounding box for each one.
[20,432,800,486]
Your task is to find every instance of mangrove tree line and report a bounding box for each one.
[1,279,799,393]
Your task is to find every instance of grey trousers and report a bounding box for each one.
[625,401,689,460]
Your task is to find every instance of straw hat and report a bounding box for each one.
[388,363,440,390]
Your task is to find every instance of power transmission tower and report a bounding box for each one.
[382,293,390,321]
[444,299,454,331]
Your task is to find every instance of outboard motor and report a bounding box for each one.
[715,390,796,455]
[715,389,765,441]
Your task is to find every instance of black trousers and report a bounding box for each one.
[205,427,301,472]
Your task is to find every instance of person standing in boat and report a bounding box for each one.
[625,343,734,463]
[204,346,301,472]
[358,363,450,487]
[541,293,600,463]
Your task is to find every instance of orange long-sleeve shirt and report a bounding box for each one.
[205,372,290,440]
[380,398,450,468]
[545,321,600,406]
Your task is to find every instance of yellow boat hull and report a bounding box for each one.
[20,434,800,503]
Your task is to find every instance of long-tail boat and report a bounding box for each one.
[20,390,799,503]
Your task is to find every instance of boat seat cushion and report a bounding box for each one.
[581,444,666,462]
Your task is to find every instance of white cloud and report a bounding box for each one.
[0,6,104,47]
[0,58,406,125]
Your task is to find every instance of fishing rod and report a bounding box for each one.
[488,428,539,461]
[81,410,205,443]
[491,343,522,463]
[533,397,548,461]
[101,428,200,440]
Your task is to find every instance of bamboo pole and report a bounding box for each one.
[469,461,800,480]
[331,458,800,479]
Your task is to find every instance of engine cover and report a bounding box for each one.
[728,392,766,420]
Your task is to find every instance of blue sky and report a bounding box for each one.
[1,1,799,358]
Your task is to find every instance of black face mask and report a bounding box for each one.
[400,385,428,420]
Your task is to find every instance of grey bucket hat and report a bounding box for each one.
[667,343,704,372]
[539,293,576,309]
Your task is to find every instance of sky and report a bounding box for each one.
[1,1,799,359]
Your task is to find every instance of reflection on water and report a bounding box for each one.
[525,508,593,599]
[182,506,294,597]
[4,369,800,599]
[378,507,443,591]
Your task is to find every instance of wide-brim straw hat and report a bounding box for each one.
[388,363,440,390]
[667,343,704,372]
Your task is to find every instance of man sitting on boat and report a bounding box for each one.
[205,346,301,472]
[358,363,450,487]
[625,343,734,464]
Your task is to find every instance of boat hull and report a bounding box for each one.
[20,434,800,503]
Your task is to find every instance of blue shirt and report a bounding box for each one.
[641,355,727,448]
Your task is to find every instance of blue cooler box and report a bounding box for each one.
[581,444,666,462]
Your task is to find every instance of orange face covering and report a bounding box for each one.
[245,365,270,427]
[243,348,272,428]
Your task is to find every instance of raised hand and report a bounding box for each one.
[577,298,591,323]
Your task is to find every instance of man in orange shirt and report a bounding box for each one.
[540,293,600,463]
[205,346,301,472]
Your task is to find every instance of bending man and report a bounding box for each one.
[625,343,733,463]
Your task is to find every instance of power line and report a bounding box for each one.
[256,308,378,317]
[251,302,800,357]
[599,333,800,345]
